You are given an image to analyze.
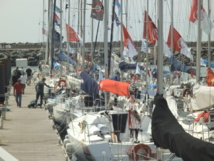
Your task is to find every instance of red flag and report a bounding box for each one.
[167,25,182,51]
[65,24,80,42]
[143,11,158,45]
[189,0,213,34]
[167,25,193,60]
[122,24,138,58]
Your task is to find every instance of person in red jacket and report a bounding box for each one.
[13,79,23,107]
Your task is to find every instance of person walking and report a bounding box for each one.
[35,78,51,108]
[26,67,32,85]
[20,73,27,94]
[13,79,23,107]
[12,71,19,87]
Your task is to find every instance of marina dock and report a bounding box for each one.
[0,83,67,161]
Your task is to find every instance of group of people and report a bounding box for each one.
[12,67,32,107]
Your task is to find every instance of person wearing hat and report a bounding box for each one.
[13,78,24,107]
[26,66,32,85]
[111,70,121,81]
[35,78,51,108]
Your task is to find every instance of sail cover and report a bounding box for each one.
[152,94,214,161]
[190,84,214,110]
[119,62,144,71]
[80,71,99,99]
[98,79,130,97]
[169,56,196,75]
[57,51,75,65]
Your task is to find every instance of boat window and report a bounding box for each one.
[112,114,127,133]
[210,114,214,122]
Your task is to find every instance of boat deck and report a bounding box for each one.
[0,83,67,161]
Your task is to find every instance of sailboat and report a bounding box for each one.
[152,1,214,161]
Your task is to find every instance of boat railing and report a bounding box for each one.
[74,121,115,144]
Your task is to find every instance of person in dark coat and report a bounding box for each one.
[111,70,120,81]
[12,71,19,87]
[35,78,51,108]
[26,67,32,85]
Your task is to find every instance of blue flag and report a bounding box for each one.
[114,12,121,26]
[55,6,61,13]
[115,0,121,15]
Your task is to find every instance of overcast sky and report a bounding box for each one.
[0,0,45,43]
[0,0,213,43]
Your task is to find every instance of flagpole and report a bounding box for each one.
[82,0,86,69]
[145,0,149,94]
[59,0,63,51]
[157,0,164,95]
[51,0,57,75]
[170,0,174,85]
[208,0,211,68]
[67,0,71,67]
[45,0,49,65]
[91,17,94,62]
[120,0,123,61]
[196,0,202,83]
[43,0,45,44]
[104,0,109,107]
[109,0,116,77]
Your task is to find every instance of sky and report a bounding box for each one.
[0,0,214,43]
[0,0,45,43]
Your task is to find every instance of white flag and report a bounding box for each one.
[163,41,172,58]
[141,39,151,53]
[135,64,142,75]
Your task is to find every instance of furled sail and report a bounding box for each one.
[169,56,196,75]
[80,71,99,99]
[98,79,130,97]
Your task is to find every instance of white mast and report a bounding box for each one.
[145,0,149,94]
[104,0,109,107]
[120,0,123,60]
[82,0,86,69]
[196,0,202,82]
[67,0,71,67]
[157,0,164,95]
[59,0,63,51]
[208,0,211,68]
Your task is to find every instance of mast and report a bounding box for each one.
[208,0,211,68]
[145,0,149,93]
[91,17,94,61]
[59,0,63,51]
[120,0,123,60]
[42,0,45,44]
[109,0,116,77]
[45,0,49,64]
[170,0,174,85]
[82,0,86,69]
[104,0,109,107]
[157,0,164,95]
[67,0,71,66]
[104,0,109,79]
[196,0,202,82]
[50,0,57,75]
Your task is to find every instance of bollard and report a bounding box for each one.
[157,147,164,161]
[0,105,6,120]
[0,116,3,129]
